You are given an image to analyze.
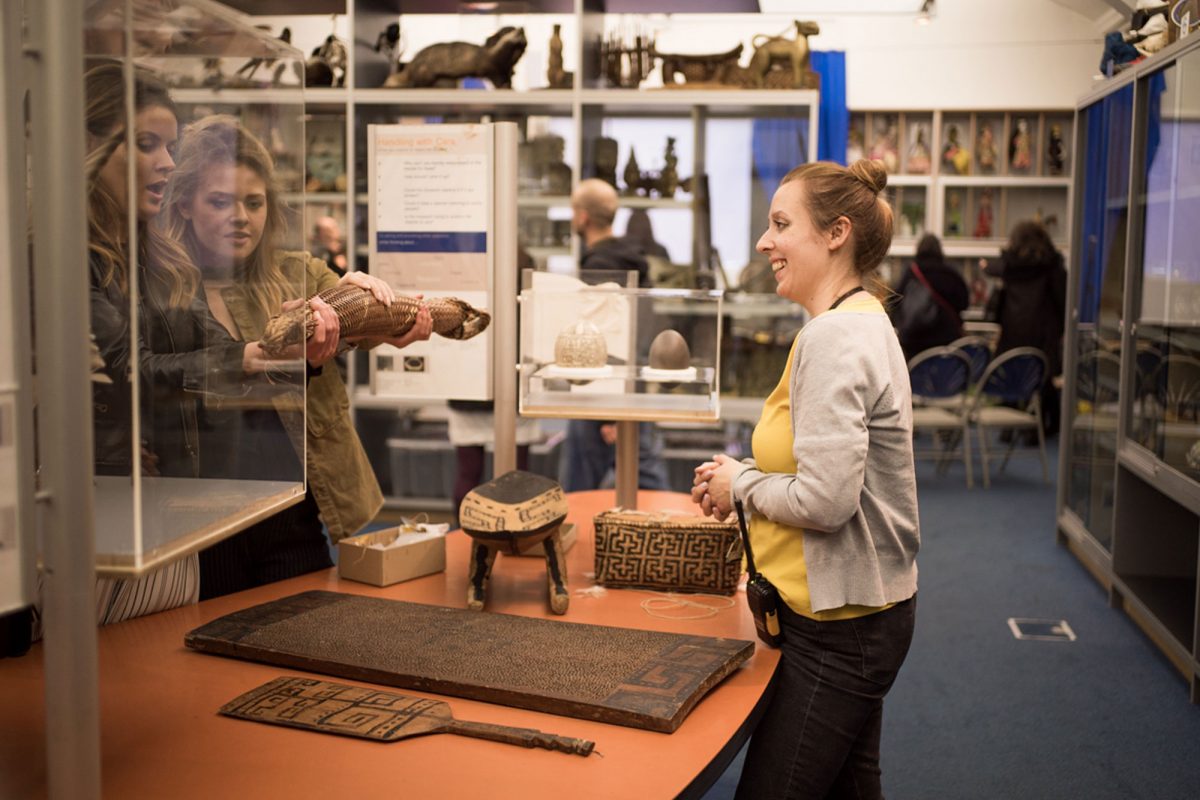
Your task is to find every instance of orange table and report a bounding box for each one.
[0,490,778,799]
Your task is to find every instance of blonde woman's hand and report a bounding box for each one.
[302,295,340,366]
[337,270,395,306]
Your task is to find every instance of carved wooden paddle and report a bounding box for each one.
[220,676,595,756]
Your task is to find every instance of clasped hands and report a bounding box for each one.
[279,272,433,367]
[692,453,741,521]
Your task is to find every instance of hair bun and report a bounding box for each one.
[848,159,888,194]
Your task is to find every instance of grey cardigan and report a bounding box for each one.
[732,304,920,612]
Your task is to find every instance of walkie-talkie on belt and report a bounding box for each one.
[735,500,783,647]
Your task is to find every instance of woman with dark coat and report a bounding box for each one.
[892,233,969,361]
[985,220,1068,436]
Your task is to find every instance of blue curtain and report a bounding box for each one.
[812,50,847,164]
[750,50,848,202]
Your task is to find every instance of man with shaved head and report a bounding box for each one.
[570,178,650,286]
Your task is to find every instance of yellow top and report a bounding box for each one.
[749,294,893,621]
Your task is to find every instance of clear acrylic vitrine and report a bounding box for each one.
[82,0,309,575]
[518,275,722,423]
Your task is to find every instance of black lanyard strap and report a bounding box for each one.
[829,285,865,311]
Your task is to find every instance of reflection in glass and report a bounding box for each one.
[1066,83,1133,550]
[1132,51,1200,479]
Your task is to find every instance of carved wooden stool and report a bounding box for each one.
[459,470,570,614]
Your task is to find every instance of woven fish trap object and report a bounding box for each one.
[260,285,491,358]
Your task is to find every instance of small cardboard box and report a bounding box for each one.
[337,527,446,587]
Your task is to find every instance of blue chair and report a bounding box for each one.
[949,335,993,385]
[967,347,1049,487]
[908,346,974,487]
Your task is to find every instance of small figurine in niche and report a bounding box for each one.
[374,22,404,82]
[900,201,925,238]
[306,124,345,192]
[387,27,527,89]
[1009,118,1033,173]
[546,23,573,89]
[306,34,348,87]
[973,188,994,238]
[869,118,900,174]
[747,20,821,89]
[942,124,971,175]
[976,122,998,173]
[593,137,619,188]
[906,124,932,175]
[945,190,964,237]
[622,149,642,197]
[847,120,865,163]
[658,138,680,198]
[1047,123,1066,175]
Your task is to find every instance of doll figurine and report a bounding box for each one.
[973,188,994,238]
[869,118,900,173]
[847,120,865,164]
[976,122,997,173]
[942,124,971,175]
[945,190,964,237]
[906,125,931,175]
[1047,123,1066,175]
[1009,118,1032,173]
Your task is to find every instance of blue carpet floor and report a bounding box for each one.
[702,439,1200,800]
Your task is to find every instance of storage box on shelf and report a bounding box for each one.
[1057,34,1200,703]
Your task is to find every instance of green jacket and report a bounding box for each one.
[219,251,383,541]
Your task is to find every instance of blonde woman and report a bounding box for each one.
[160,115,431,597]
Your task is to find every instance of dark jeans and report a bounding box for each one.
[736,596,917,800]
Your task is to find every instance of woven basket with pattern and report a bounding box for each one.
[592,509,743,595]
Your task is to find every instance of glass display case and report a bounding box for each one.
[82,0,309,575]
[1058,34,1200,703]
[518,278,722,423]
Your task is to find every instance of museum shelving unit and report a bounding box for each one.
[211,1,818,505]
[1056,32,1200,703]
[853,108,1075,315]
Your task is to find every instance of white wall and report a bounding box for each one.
[643,0,1112,109]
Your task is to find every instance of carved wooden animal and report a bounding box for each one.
[748,20,820,89]
[655,44,743,86]
[259,285,490,358]
[386,27,527,88]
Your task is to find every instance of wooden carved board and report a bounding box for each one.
[185,591,754,733]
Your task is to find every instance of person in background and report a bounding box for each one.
[985,219,1068,437]
[160,115,431,598]
[312,214,347,277]
[563,179,668,493]
[693,160,919,800]
[891,232,969,362]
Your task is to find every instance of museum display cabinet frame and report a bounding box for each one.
[1056,31,1200,703]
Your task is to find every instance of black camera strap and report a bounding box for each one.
[734,500,759,577]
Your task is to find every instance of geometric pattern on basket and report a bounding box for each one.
[593,512,743,595]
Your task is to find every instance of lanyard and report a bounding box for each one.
[828,285,865,311]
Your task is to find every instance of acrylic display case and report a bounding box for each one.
[518,277,722,423]
[82,0,309,575]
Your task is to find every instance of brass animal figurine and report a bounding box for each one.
[259,285,490,358]
[747,20,820,89]
[386,27,527,88]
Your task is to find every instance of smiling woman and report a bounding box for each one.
[691,159,918,800]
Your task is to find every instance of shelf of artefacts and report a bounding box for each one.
[353,88,576,110]
[519,283,722,424]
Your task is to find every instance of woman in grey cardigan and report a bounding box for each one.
[693,159,919,800]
